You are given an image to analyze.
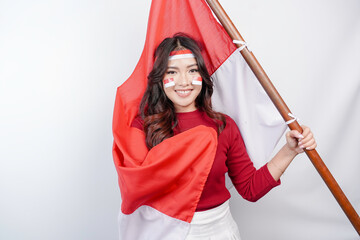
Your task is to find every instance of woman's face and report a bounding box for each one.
[163,56,202,112]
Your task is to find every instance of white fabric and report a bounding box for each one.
[212,50,287,169]
[118,205,189,240]
[186,201,241,240]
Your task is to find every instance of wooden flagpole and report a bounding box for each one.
[205,0,360,235]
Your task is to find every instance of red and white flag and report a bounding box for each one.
[112,0,286,239]
[192,76,202,86]
[163,78,175,88]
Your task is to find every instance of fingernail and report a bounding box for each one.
[299,134,304,138]
[306,147,311,150]
[300,145,305,149]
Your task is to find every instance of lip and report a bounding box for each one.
[175,89,193,98]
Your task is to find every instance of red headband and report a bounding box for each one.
[168,49,195,60]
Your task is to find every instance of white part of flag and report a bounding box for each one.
[118,205,189,240]
[212,50,287,170]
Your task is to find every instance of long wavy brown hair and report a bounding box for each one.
[139,33,226,149]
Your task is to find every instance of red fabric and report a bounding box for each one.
[114,93,218,223]
[132,110,280,211]
[112,0,236,223]
[170,49,193,56]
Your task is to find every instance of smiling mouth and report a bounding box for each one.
[175,90,192,97]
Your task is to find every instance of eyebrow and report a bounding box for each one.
[167,64,198,69]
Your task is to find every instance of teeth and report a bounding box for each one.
[177,90,190,94]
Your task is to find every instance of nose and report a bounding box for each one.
[178,72,190,86]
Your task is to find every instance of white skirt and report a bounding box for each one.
[185,201,241,240]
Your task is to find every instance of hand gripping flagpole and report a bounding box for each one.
[205,0,360,235]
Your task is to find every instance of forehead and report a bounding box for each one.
[167,57,197,67]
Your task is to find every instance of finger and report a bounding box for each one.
[300,125,310,137]
[300,138,316,149]
[288,130,304,140]
[305,140,317,150]
[298,132,313,145]
[301,125,310,136]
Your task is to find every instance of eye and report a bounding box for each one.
[166,70,176,75]
[189,68,199,73]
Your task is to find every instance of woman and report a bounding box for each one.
[131,33,317,239]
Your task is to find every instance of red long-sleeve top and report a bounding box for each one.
[131,110,280,211]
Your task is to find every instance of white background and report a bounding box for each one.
[0,0,359,239]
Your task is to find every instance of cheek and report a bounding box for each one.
[194,85,202,97]
[163,86,174,100]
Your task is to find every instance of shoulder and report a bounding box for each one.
[220,114,244,141]
[219,115,248,154]
[222,114,238,131]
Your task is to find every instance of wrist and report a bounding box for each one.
[283,144,299,158]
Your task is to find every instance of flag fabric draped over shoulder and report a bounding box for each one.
[112,0,286,239]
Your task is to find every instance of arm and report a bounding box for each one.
[226,117,281,202]
[267,126,317,181]
[227,119,317,201]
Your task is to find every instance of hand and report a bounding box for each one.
[286,125,317,154]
